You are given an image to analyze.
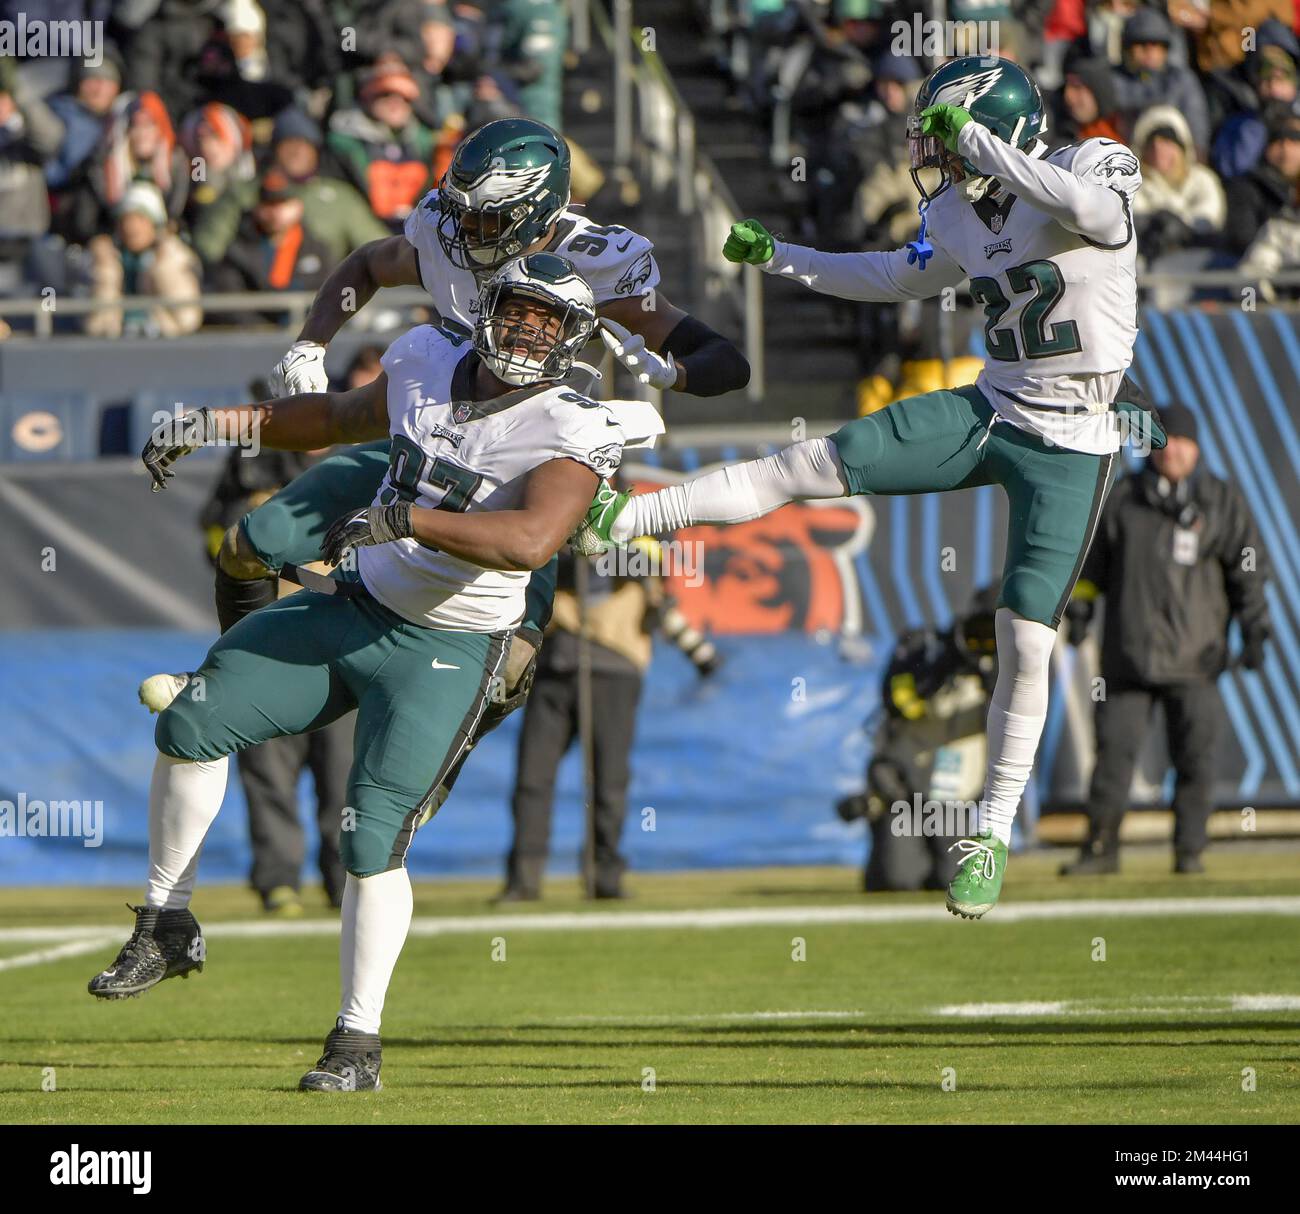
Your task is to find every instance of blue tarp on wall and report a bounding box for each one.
[0,629,880,886]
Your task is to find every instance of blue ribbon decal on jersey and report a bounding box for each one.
[906,198,933,270]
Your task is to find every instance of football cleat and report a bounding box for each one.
[138,672,192,714]
[88,904,205,999]
[299,1022,383,1091]
[945,831,1008,919]
[569,480,630,555]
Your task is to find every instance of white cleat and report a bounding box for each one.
[138,672,192,714]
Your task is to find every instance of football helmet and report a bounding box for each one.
[908,57,1047,203]
[436,118,571,269]
[474,252,596,386]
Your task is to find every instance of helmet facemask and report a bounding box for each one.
[908,115,995,203]
[475,281,594,387]
[437,188,540,270]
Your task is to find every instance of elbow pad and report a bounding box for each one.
[661,315,751,396]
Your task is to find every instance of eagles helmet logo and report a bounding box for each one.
[931,64,1005,110]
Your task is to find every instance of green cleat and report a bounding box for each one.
[945,830,1008,919]
[568,480,631,556]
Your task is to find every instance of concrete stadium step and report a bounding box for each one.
[563,1,861,421]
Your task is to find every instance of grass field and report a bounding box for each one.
[2,846,1298,1124]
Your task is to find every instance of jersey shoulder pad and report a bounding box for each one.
[381,322,457,376]
[403,189,442,249]
[553,211,660,303]
[1063,139,1142,196]
[540,384,625,477]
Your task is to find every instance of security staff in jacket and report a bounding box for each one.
[499,539,720,902]
[1061,402,1270,876]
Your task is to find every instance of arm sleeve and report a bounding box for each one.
[760,237,966,301]
[957,127,1138,246]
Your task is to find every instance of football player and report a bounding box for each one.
[92,253,629,1092]
[142,117,749,803]
[574,57,1161,919]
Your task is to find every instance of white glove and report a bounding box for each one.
[599,319,678,391]
[269,340,329,396]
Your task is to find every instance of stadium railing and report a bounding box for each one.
[598,0,767,402]
[0,286,432,337]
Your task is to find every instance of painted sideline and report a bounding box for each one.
[3,894,1299,950]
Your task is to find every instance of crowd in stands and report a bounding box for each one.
[710,0,1300,299]
[699,0,1300,405]
[0,0,570,336]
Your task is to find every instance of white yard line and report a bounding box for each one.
[0,936,117,974]
[934,995,1300,1017]
[2,895,1300,954]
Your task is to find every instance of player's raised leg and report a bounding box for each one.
[89,591,358,999]
[944,434,1118,917]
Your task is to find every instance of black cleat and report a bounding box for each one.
[87,904,205,1000]
[299,1021,383,1091]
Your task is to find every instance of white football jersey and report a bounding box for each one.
[928,137,1142,453]
[403,191,661,331]
[357,323,627,631]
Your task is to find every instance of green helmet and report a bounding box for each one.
[437,118,571,270]
[474,252,596,386]
[908,57,1047,202]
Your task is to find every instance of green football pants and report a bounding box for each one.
[155,582,509,876]
[831,384,1118,627]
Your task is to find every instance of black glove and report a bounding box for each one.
[1239,629,1269,671]
[322,503,413,566]
[1064,597,1094,647]
[141,407,218,492]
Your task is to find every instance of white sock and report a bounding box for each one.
[145,753,228,910]
[980,609,1057,845]
[611,437,848,540]
[338,868,413,1035]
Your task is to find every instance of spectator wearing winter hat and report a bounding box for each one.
[1237,112,1300,300]
[86,180,202,338]
[51,88,189,248]
[191,107,386,268]
[1221,108,1300,259]
[46,57,122,194]
[1209,26,1300,179]
[179,102,255,228]
[841,54,926,250]
[1113,7,1211,155]
[327,58,440,230]
[411,2,474,131]
[1132,105,1227,305]
[1049,57,1125,149]
[207,168,336,325]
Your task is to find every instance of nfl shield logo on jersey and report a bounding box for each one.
[453,401,474,424]
[991,212,1004,234]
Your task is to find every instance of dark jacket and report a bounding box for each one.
[1221,162,1298,257]
[1082,465,1270,686]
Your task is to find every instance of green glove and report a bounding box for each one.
[722,219,775,265]
[920,103,973,154]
